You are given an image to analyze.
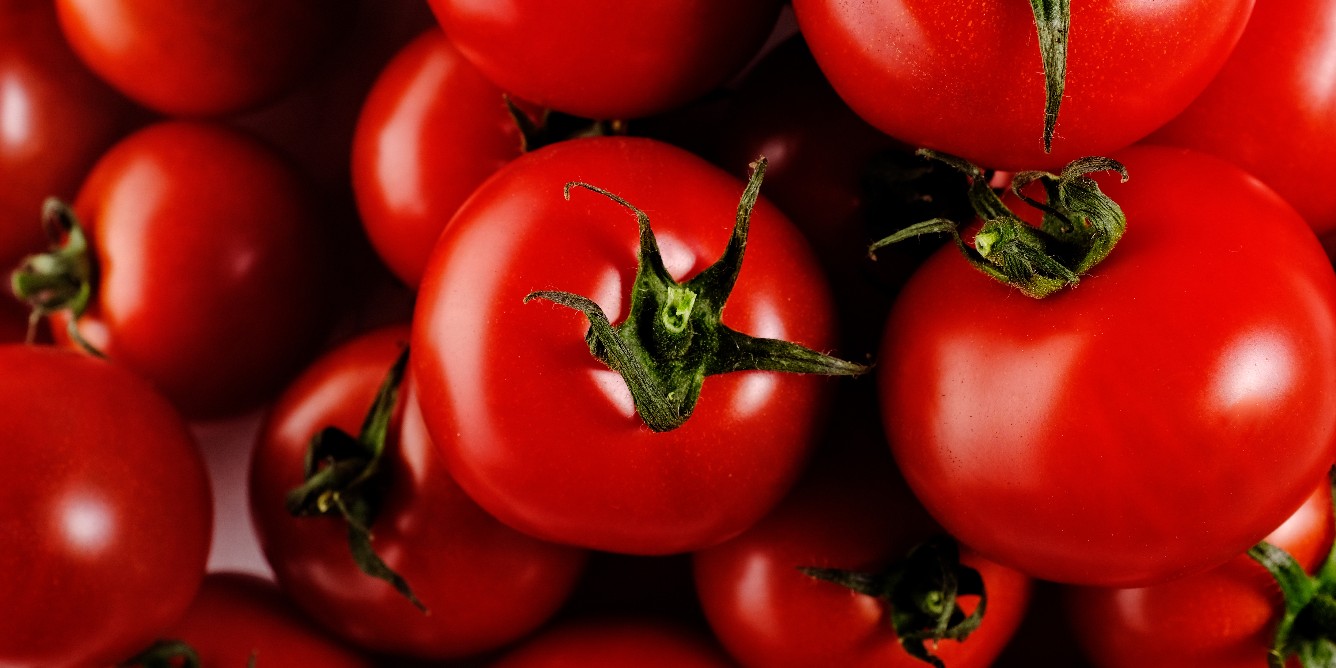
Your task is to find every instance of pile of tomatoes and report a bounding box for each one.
[6,1,1336,666]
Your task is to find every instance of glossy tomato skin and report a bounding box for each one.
[54,0,351,117]
[412,136,841,555]
[1150,0,1336,238]
[164,572,375,668]
[880,145,1336,586]
[0,344,212,667]
[1067,482,1333,668]
[352,26,524,288]
[791,0,1253,171]
[490,618,735,668]
[249,325,587,660]
[426,0,784,119]
[61,121,334,419]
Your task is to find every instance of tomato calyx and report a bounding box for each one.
[9,198,102,354]
[870,150,1128,298]
[524,157,868,432]
[119,639,202,668]
[506,96,626,153]
[799,537,986,668]
[284,346,426,612]
[1029,0,1071,153]
[1249,470,1336,668]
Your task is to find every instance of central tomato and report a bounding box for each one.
[411,136,845,554]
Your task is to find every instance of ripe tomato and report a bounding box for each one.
[0,344,212,667]
[352,26,524,288]
[249,325,587,660]
[38,121,335,418]
[879,146,1336,586]
[490,618,736,668]
[54,0,351,117]
[791,0,1253,170]
[412,136,843,554]
[425,0,784,119]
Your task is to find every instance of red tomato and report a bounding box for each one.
[352,26,524,287]
[46,121,335,418]
[160,572,375,668]
[694,440,1030,668]
[0,344,212,667]
[249,325,587,660]
[879,146,1336,586]
[1149,0,1336,238]
[490,618,735,668]
[791,0,1253,170]
[426,0,784,119]
[1067,481,1334,668]
[412,136,842,554]
[54,0,351,117]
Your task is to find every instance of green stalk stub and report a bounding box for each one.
[10,197,102,355]
[800,537,987,668]
[284,347,426,613]
[524,158,868,433]
[1249,469,1336,668]
[869,150,1128,299]
[1030,0,1071,153]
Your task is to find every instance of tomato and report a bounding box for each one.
[490,618,735,668]
[351,26,524,288]
[54,0,351,117]
[249,325,587,660]
[790,0,1254,170]
[1149,0,1336,239]
[35,121,335,419]
[425,0,784,120]
[1067,481,1334,668]
[694,437,1030,668]
[158,572,375,668]
[0,344,212,667]
[412,136,843,554]
[879,145,1336,586]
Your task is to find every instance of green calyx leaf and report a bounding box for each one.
[800,537,987,668]
[1249,467,1336,668]
[284,346,426,613]
[119,639,201,668]
[1029,0,1071,153]
[524,158,869,433]
[10,197,103,356]
[869,149,1128,299]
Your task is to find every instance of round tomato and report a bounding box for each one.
[0,344,212,667]
[491,618,735,668]
[412,136,844,554]
[791,0,1253,170]
[250,325,587,660]
[426,0,784,120]
[54,0,351,117]
[352,26,524,288]
[879,145,1336,586]
[32,121,335,418]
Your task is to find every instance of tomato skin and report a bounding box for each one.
[0,344,212,668]
[880,145,1336,586]
[163,572,374,668]
[490,618,736,668]
[791,0,1253,170]
[60,121,334,419]
[54,0,351,117]
[426,0,784,119]
[351,27,524,288]
[249,325,587,660]
[412,136,840,555]
[1068,482,1334,668]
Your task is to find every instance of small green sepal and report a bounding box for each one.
[10,197,103,355]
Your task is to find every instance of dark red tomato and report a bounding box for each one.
[53,121,334,419]
[1149,0,1336,239]
[1068,481,1334,668]
[694,440,1030,668]
[426,0,784,120]
[412,136,840,554]
[249,325,587,660]
[491,618,735,668]
[791,0,1253,171]
[352,26,524,288]
[54,0,351,117]
[162,572,374,668]
[0,344,212,667]
[880,145,1336,586]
